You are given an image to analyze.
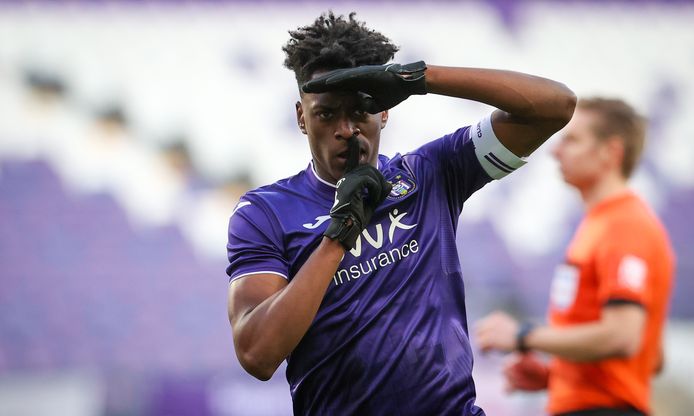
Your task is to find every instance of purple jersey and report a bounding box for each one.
[227,116,526,415]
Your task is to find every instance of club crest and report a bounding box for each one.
[387,174,416,200]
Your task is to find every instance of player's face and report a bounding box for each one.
[297,72,388,184]
[552,109,611,190]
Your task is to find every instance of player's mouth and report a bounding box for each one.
[336,148,368,165]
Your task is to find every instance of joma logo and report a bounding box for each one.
[303,215,331,229]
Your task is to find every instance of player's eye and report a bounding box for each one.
[352,109,368,120]
[316,111,333,120]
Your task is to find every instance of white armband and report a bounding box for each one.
[471,115,527,179]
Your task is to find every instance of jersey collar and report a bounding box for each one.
[306,161,337,195]
[310,161,337,188]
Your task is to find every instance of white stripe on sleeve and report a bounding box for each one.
[229,270,289,285]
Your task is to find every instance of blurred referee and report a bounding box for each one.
[476,98,674,416]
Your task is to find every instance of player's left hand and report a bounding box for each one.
[475,311,520,353]
[301,61,428,114]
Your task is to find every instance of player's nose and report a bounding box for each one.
[550,141,562,160]
[334,116,360,140]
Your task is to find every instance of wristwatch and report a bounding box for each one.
[516,322,536,353]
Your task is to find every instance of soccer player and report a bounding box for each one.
[475,98,675,416]
[226,12,575,415]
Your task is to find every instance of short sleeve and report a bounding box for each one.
[595,238,652,308]
[226,197,290,283]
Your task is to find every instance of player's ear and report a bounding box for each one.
[380,110,388,130]
[605,135,625,172]
[296,101,307,135]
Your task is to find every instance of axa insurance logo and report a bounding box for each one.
[303,209,417,257]
[347,209,416,257]
[387,174,416,200]
[303,209,420,287]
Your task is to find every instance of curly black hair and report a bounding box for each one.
[283,11,399,85]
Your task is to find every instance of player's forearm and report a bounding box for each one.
[425,66,576,155]
[525,323,637,362]
[425,66,575,122]
[234,238,344,380]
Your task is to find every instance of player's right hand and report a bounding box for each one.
[301,61,427,114]
[503,353,549,393]
[323,141,391,250]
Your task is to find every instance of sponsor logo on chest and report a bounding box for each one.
[303,209,420,287]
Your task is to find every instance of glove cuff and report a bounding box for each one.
[400,60,427,95]
[324,214,362,250]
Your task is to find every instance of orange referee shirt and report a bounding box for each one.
[547,191,674,415]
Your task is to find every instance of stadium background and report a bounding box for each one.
[0,1,692,415]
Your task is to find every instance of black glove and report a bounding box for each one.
[324,137,391,250]
[302,61,427,114]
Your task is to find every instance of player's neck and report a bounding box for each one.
[579,173,629,211]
